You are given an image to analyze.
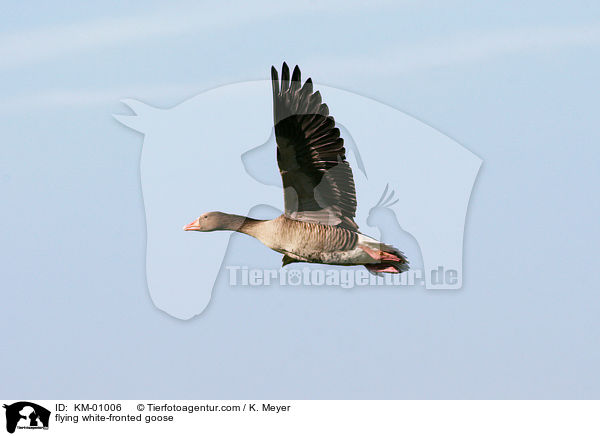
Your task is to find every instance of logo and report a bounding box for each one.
[3,402,50,434]
[115,73,482,319]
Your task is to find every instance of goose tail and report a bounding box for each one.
[359,242,409,274]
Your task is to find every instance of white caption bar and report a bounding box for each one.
[1,400,598,435]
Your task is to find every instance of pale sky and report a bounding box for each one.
[1,0,599,399]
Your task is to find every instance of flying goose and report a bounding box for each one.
[184,63,409,274]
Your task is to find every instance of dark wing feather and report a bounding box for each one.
[271,63,358,231]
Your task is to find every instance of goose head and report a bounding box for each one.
[183,212,228,232]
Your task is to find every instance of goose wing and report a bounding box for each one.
[271,63,358,231]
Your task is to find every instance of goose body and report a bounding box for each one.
[250,215,373,265]
[185,64,409,274]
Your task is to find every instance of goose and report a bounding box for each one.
[184,63,409,274]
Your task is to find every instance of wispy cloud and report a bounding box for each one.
[0,0,397,70]
[2,23,600,114]
[309,24,600,76]
[0,83,203,114]
[0,5,262,70]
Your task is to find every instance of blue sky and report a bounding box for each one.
[1,1,599,398]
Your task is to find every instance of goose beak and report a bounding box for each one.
[183,218,201,231]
